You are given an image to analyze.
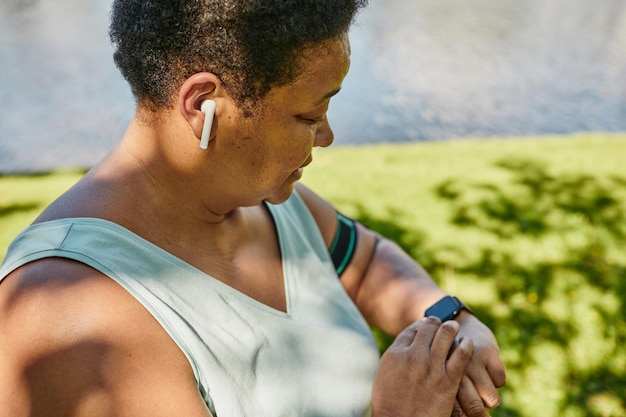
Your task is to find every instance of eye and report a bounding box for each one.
[299,115,325,125]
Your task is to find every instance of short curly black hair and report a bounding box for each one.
[109,0,367,110]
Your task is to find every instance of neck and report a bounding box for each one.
[113,113,243,221]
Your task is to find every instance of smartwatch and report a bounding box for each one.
[424,295,472,321]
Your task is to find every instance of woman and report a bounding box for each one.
[0,1,505,416]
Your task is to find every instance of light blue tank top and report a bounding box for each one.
[0,192,380,417]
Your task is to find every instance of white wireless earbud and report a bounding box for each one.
[199,99,216,150]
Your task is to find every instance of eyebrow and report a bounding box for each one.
[315,87,342,105]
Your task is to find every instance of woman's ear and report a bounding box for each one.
[178,72,223,145]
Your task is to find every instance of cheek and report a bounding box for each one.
[292,123,318,151]
[269,126,316,165]
[243,116,316,170]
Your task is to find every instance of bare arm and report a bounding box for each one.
[296,183,506,417]
[0,259,212,417]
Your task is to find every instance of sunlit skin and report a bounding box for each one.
[86,37,348,221]
[0,35,352,417]
[0,31,504,417]
[196,38,347,208]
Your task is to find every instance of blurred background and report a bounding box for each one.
[1,1,625,416]
[1,0,626,172]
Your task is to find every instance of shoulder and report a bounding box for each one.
[0,258,211,417]
[294,182,338,247]
[294,183,380,296]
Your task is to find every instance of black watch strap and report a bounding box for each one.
[424,295,473,321]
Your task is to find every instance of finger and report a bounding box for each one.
[446,336,473,383]
[411,316,442,349]
[464,355,501,408]
[457,375,489,417]
[430,320,460,362]
[451,400,467,417]
[486,356,507,389]
[390,318,429,348]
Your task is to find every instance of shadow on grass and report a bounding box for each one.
[0,172,60,223]
[354,158,626,417]
[0,172,53,179]
[0,169,89,179]
[350,205,524,417]
[0,169,88,223]
[440,158,626,416]
[0,202,41,218]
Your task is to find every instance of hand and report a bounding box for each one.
[454,314,506,417]
[371,317,474,417]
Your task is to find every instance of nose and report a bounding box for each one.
[314,115,334,148]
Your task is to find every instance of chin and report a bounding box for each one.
[264,182,296,206]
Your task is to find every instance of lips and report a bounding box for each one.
[300,155,313,168]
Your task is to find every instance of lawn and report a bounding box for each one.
[1,133,625,417]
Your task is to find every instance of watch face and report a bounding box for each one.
[425,296,461,321]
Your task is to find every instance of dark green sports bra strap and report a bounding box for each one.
[329,212,357,277]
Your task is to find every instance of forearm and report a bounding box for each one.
[352,237,448,335]
[348,232,506,415]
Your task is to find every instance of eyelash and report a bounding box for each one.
[302,117,324,125]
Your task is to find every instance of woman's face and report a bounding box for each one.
[215,34,351,207]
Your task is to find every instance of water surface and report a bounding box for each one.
[1,0,625,172]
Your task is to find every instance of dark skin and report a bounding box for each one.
[0,35,504,416]
[1,259,211,417]
[372,318,474,417]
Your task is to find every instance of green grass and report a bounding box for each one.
[1,133,625,417]
[0,170,85,255]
